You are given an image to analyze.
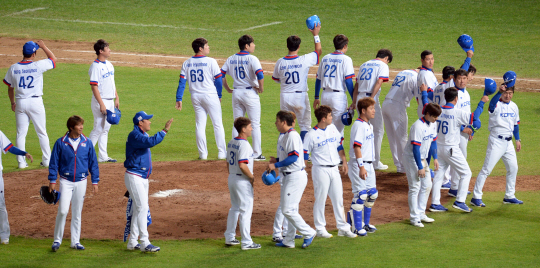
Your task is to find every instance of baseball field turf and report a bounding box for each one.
[1,0,539,267]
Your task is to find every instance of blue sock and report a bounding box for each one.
[300,131,308,142]
[364,207,372,226]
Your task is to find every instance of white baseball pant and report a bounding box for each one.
[382,100,408,172]
[280,92,311,132]
[473,134,518,200]
[321,91,347,136]
[231,89,262,156]
[191,93,227,159]
[0,172,10,241]
[449,133,469,190]
[53,178,87,247]
[15,97,51,167]
[124,172,151,250]
[224,174,254,247]
[403,157,432,223]
[280,170,316,247]
[347,159,376,195]
[357,93,384,167]
[432,145,472,204]
[89,97,114,161]
[312,165,350,232]
[272,177,290,238]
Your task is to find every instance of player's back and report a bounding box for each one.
[356,59,389,96]
[436,105,473,146]
[433,80,454,106]
[227,137,254,175]
[385,69,417,107]
[317,52,354,92]
[181,56,221,94]
[415,67,438,101]
[272,52,319,93]
[349,118,374,160]
[222,52,263,89]
[5,59,55,98]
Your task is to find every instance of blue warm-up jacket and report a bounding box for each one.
[48,133,99,184]
[124,126,167,179]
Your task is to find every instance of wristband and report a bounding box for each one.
[314,35,320,43]
[162,129,168,133]
[356,158,363,167]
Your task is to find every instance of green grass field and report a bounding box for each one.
[0,1,539,267]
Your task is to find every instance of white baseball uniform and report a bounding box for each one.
[273,52,319,133]
[88,59,116,161]
[355,59,389,168]
[432,80,454,106]
[415,66,438,118]
[315,51,355,135]
[0,131,14,241]
[403,118,437,223]
[276,128,315,247]
[273,133,290,239]
[221,51,264,156]
[447,88,472,189]
[382,69,417,172]
[473,96,520,200]
[347,118,376,194]
[303,124,350,233]
[179,55,227,159]
[3,58,55,167]
[224,137,255,247]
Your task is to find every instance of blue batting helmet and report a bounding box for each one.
[484,78,497,96]
[106,107,121,125]
[457,34,474,52]
[341,108,355,126]
[262,170,280,186]
[503,71,517,87]
[306,15,321,30]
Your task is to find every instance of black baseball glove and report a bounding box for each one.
[40,185,59,205]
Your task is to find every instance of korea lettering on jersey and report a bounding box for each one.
[436,105,474,146]
[349,118,374,160]
[456,89,471,113]
[433,80,454,106]
[303,124,343,166]
[356,59,389,97]
[3,59,56,98]
[0,131,14,171]
[488,101,520,136]
[415,67,438,108]
[272,52,319,92]
[404,118,438,159]
[180,56,222,94]
[89,59,116,99]
[385,69,417,107]
[227,137,254,177]
[316,52,355,92]
[277,128,305,173]
[221,51,263,89]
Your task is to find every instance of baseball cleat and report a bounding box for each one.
[127,243,141,250]
[503,198,524,205]
[275,242,294,248]
[411,221,424,228]
[143,244,160,252]
[284,234,303,239]
[363,224,377,233]
[441,182,451,190]
[374,162,388,170]
[430,170,435,178]
[253,155,266,161]
[452,201,473,212]
[272,237,283,243]
[225,239,240,246]
[18,163,28,169]
[198,156,207,160]
[421,215,435,223]
[71,243,85,250]
[448,189,458,197]
[429,204,448,212]
[301,236,314,249]
[99,158,117,163]
[51,242,60,252]
[316,230,333,238]
[338,230,357,238]
[1,239,9,245]
[354,229,368,236]
[40,162,48,168]
[242,243,261,250]
[470,198,486,207]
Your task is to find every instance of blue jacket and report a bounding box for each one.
[124,126,167,179]
[48,133,99,184]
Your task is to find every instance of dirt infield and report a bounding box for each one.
[3,161,540,240]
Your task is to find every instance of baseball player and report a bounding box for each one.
[272,23,321,141]
[124,112,173,252]
[304,106,357,238]
[313,34,355,137]
[88,39,119,163]
[176,38,226,160]
[221,35,265,161]
[49,116,99,252]
[471,77,522,207]
[268,111,316,249]
[429,87,488,213]
[224,117,261,250]
[347,97,378,236]
[0,130,33,245]
[351,49,392,170]
[4,40,56,168]
[432,66,455,106]
[414,50,438,119]
[381,68,419,173]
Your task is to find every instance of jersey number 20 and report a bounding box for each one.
[284,71,300,84]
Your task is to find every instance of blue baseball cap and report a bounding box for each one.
[23,41,40,55]
[106,107,121,125]
[133,111,153,125]
[503,71,517,87]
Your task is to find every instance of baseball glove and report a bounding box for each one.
[40,185,60,205]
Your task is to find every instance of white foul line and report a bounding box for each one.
[4,7,48,17]
[236,22,283,32]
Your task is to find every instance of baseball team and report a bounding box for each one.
[0,20,523,252]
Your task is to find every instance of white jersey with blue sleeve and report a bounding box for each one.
[432,80,454,106]
[227,137,254,178]
[277,128,305,173]
[221,51,263,89]
[348,118,374,161]
[356,59,389,97]
[436,104,474,146]
[303,124,343,166]
[415,67,438,117]
[316,52,355,92]
[3,59,56,98]
[488,100,520,137]
[272,52,319,93]
[456,88,471,113]
[404,118,438,159]
[384,69,417,107]
[180,56,223,95]
[89,59,116,99]
[0,130,14,171]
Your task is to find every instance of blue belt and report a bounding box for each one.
[363,161,373,164]
[284,168,304,175]
[366,93,372,97]
[31,95,40,98]
[236,173,243,176]
[498,135,512,141]
[320,165,336,167]
[295,91,303,93]
[235,87,252,89]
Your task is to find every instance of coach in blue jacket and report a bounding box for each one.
[49,115,99,252]
[124,111,172,252]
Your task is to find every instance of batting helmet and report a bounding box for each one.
[262,170,280,186]
[306,15,321,30]
[457,34,474,52]
[106,107,121,125]
[341,108,355,126]
[484,78,497,96]
[503,71,517,87]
